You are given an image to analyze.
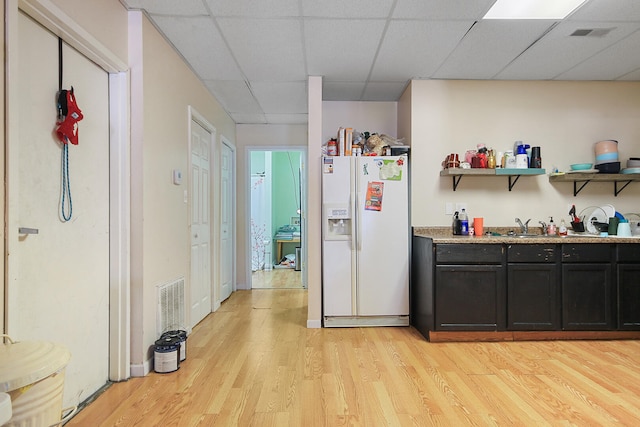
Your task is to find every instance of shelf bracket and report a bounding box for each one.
[614,180,633,197]
[452,175,462,191]
[572,180,591,197]
[508,175,520,191]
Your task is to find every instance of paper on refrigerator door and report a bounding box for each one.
[364,181,384,211]
[378,158,404,180]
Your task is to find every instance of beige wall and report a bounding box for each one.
[129,12,236,370]
[235,124,308,288]
[409,80,640,228]
[51,0,128,63]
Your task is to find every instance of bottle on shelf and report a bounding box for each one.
[459,208,469,235]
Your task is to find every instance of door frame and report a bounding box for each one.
[246,146,307,289]
[188,106,217,320]
[4,0,130,381]
[220,135,237,300]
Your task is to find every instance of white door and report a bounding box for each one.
[190,120,212,327]
[355,156,409,316]
[220,142,234,301]
[6,13,110,407]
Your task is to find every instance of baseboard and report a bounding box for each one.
[129,358,151,377]
[307,319,321,329]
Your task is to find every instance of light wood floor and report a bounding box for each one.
[252,268,303,289]
[67,289,640,426]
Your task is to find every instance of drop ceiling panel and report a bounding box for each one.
[433,20,557,79]
[322,82,367,101]
[151,16,242,80]
[557,29,640,80]
[569,0,640,22]
[122,0,208,15]
[498,22,640,80]
[204,80,263,113]
[230,113,267,124]
[363,82,408,101]
[392,0,496,20]
[264,114,309,124]
[619,68,640,80]
[251,81,307,114]
[305,19,386,80]
[205,0,300,17]
[371,20,474,80]
[301,0,394,18]
[217,18,306,81]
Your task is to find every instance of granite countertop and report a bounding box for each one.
[414,227,640,244]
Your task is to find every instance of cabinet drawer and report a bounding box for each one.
[436,244,503,264]
[617,244,640,263]
[561,244,613,263]
[507,244,557,263]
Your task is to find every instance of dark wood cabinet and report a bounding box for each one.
[507,244,560,330]
[410,236,640,340]
[561,244,615,330]
[435,265,504,330]
[617,245,640,330]
[434,244,505,331]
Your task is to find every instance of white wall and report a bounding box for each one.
[409,80,640,229]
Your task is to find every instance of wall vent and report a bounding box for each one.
[157,277,186,335]
[570,28,613,37]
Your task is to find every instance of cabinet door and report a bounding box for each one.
[562,264,614,330]
[435,265,504,331]
[508,264,559,330]
[618,264,640,330]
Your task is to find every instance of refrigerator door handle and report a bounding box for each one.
[351,158,359,315]
[356,191,363,252]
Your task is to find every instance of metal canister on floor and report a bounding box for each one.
[160,330,187,362]
[154,336,180,373]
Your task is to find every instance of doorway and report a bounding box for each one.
[249,149,306,289]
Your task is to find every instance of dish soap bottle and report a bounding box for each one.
[547,217,557,236]
[558,218,568,236]
[459,209,469,235]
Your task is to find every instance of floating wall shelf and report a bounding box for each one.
[440,168,546,191]
[548,173,640,197]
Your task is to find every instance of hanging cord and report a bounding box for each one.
[58,37,72,222]
[61,144,72,221]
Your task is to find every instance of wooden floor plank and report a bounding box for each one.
[66,289,640,426]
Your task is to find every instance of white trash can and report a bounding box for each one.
[0,336,72,427]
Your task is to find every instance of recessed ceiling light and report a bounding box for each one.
[483,0,587,19]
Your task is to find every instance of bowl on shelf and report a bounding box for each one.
[627,158,640,168]
[595,161,621,174]
[570,163,593,171]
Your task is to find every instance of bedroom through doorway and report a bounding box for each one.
[249,149,305,289]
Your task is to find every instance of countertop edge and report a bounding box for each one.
[413,227,640,244]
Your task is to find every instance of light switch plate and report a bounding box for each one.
[173,169,182,185]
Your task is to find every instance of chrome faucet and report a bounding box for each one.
[515,217,531,234]
[539,221,548,236]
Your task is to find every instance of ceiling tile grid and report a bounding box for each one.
[120,0,640,124]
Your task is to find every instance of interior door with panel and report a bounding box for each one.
[220,141,234,301]
[190,119,213,327]
[6,12,110,407]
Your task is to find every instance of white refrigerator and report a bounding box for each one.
[321,155,409,327]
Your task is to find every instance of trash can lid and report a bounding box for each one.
[0,340,71,392]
